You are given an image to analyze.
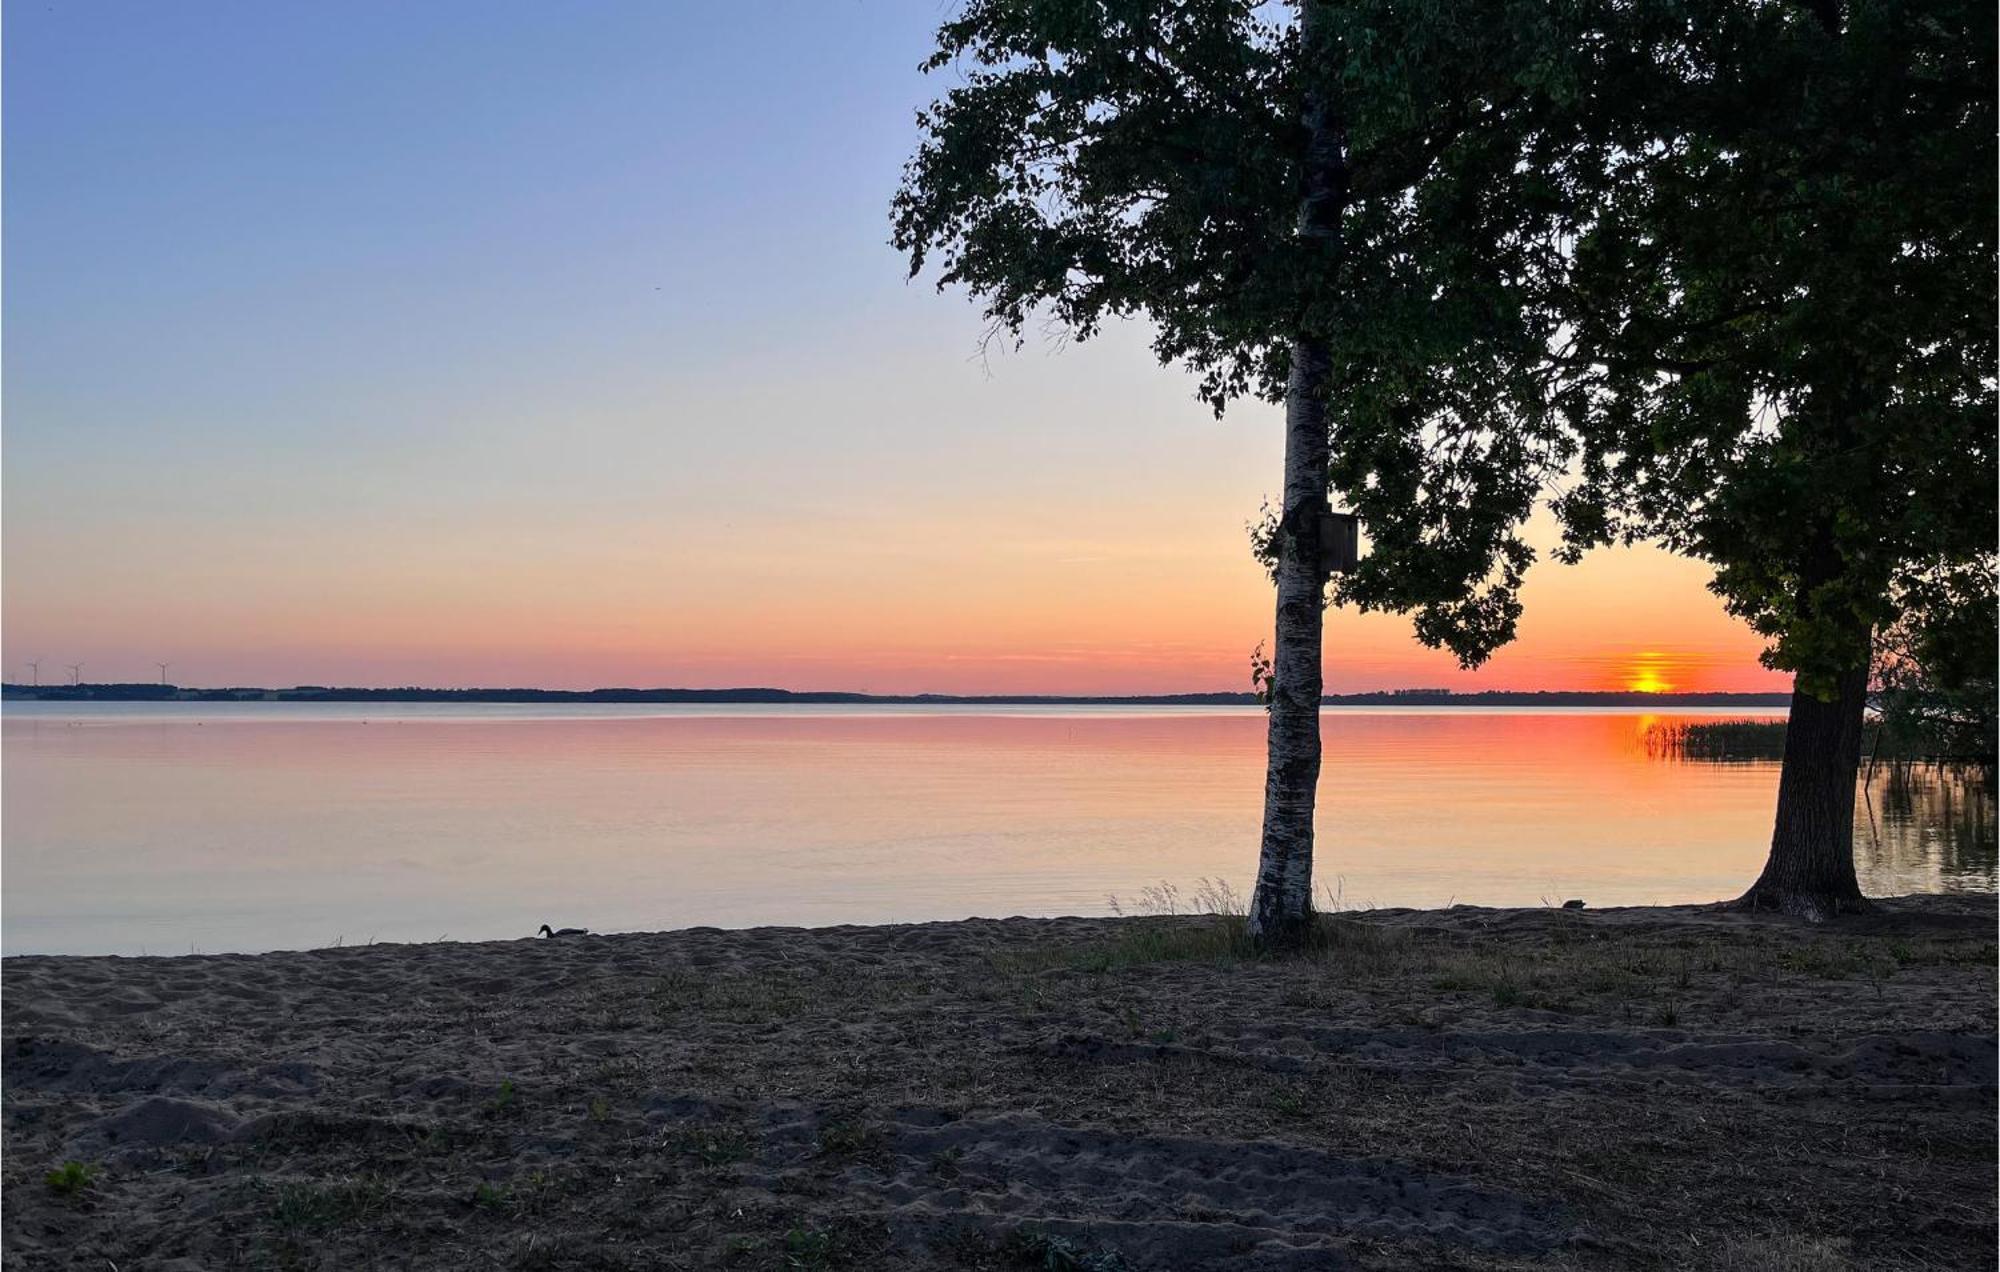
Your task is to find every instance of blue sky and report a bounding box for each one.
[7,2,942,456]
[1,2,1780,693]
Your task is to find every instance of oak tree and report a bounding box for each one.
[1548,0,1996,917]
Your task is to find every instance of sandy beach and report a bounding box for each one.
[4,895,1993,1270]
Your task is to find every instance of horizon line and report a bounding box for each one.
[0,681,1794,703]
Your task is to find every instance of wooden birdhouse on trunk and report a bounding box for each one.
[1317,511,1359,575]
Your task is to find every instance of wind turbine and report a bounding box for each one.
[26,659,40,686]
[157,662,171,686]
[66,663,83,687]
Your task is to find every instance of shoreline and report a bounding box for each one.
[2,888,1986,963]
[5,895,1994,1269]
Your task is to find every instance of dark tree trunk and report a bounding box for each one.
[1736,664,1871,920]
[1249,0,1342,951]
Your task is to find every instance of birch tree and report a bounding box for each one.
[894,0,1583,947]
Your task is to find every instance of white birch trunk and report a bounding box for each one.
[1248,0,1341,950]
[1247,339,1333,948]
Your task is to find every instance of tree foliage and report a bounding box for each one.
[893,0,1593,666]
[1872,569,1997,765]
[896,0,1993,708]
[1546,0,1996,695]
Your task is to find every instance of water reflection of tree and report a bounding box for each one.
[1855,764,1997,895]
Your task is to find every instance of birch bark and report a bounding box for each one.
[1249,0,1342,949]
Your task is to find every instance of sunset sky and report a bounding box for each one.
[2,2,1787,696]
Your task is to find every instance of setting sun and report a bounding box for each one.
[1624,653,1677,694]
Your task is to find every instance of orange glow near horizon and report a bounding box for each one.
[1623,653,1678,695]
[2,526,1791,695]
[3,352,1791,697]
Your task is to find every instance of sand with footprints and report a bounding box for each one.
[4,895,1993,1269]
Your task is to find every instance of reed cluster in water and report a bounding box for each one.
[1643,720,1789,761]
[1646,716,1998,778]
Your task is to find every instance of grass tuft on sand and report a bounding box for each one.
[998,878,1411,975]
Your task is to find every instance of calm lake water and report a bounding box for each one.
[3,703,1992,955]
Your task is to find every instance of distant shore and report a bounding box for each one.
[0,682,1793,708]
[4,894,1990,1269]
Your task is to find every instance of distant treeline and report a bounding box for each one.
[0,683,1793,708]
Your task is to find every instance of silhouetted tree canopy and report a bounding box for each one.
[893,0,1595,666]
[1546,0,1996,695]
[895,0,1992,921]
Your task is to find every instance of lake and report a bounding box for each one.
[3,702,1991,955]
